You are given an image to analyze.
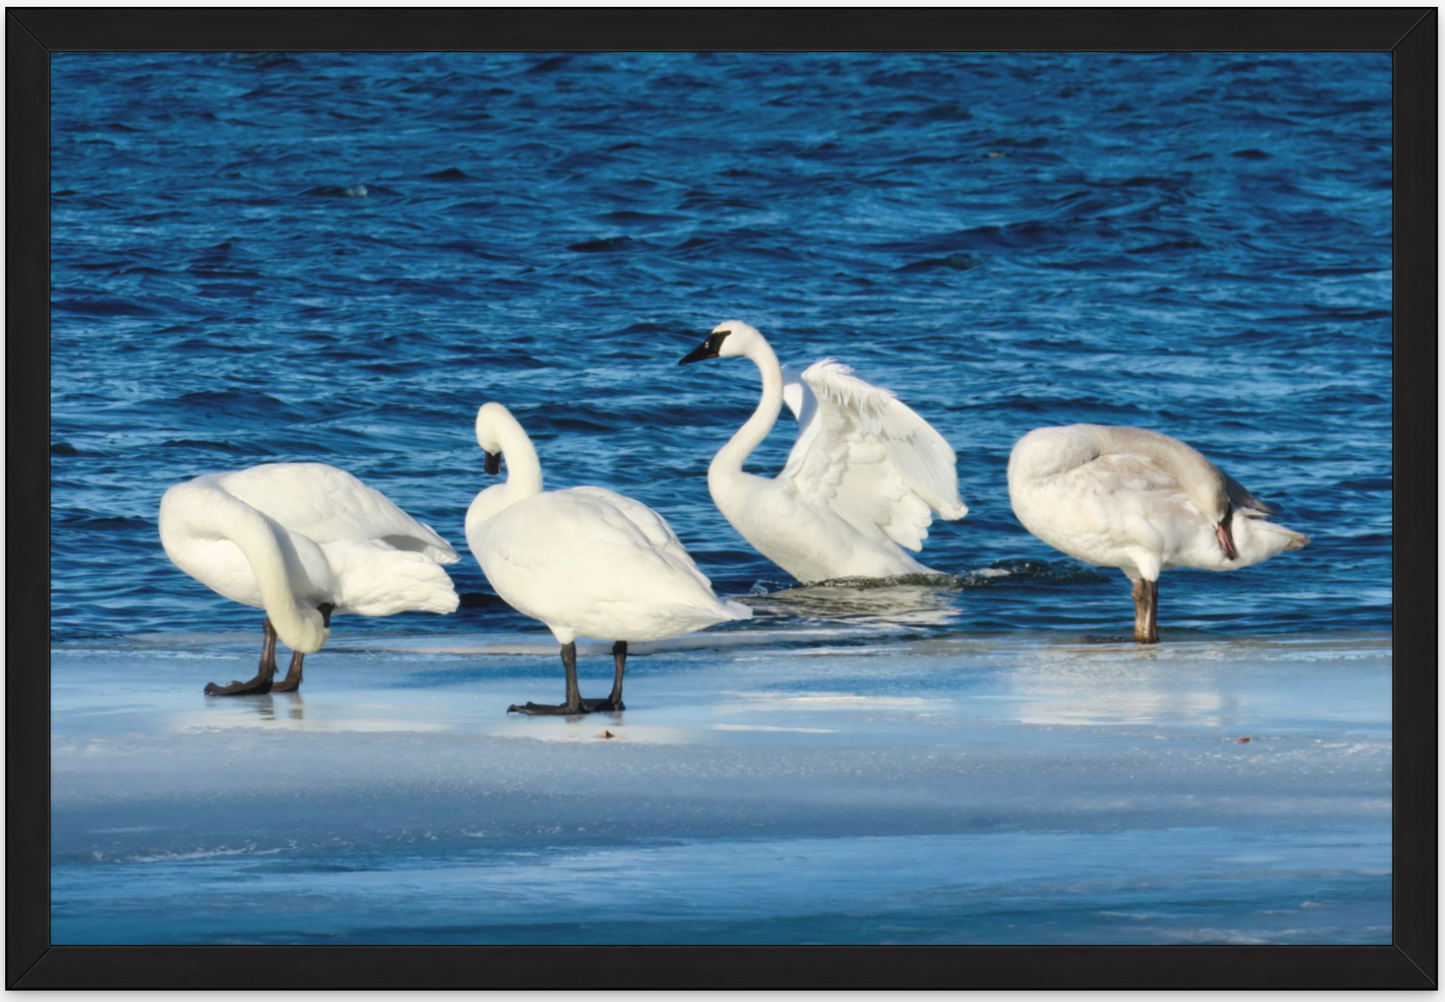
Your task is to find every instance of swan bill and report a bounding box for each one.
[484,451,502,475]
[678,329,731,365]
[678,343,719,365]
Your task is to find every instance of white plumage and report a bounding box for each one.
[159,462,460,693]
[1007,424,1309,642]
[679,321,967,583]
[466,402,750,714]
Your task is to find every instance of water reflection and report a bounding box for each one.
[215,691,306,725]
[747,575,968,628]
[281,692,304,723]
[185,687,452,733]
[997,642,1245,728]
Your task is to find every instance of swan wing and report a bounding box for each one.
[565,486,716,591]
[780,362,819,427]
[321,540,461,616]
[482,490,737,617]
[218,463,459,563]
[1068,451,1191,507]
[1021,448,1199,561]
[778,360,967,551]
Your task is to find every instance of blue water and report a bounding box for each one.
[49,53,1394,948]
[51,51,1392,644]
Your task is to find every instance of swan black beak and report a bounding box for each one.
[317,603,334,628]
[485,451,502,475]
[679,342,719,365]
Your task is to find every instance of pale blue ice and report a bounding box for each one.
[51,628,1391,945]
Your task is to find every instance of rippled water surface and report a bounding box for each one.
[51,52,1391,642]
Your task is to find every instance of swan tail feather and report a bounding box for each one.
[327,543,461,617]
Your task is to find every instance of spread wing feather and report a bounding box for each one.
[779,360,967,552]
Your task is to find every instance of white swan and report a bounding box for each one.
[1007,424,1310,643]
[678,321,968,583]
[159,463,461,694]
[466,402,751,715]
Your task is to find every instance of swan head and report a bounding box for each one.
[679,320,762,364]
[277,602,333,654]
[475,401,516,474]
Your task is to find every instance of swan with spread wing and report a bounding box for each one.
[678,321,968,583]
[160,463,461,694]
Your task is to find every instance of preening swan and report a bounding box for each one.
[1007,424,1309,643]
[159,463,461,694]
[678,321,968,583]
[466,402,751,715]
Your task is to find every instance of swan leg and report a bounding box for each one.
[1132,579,1160,644]
[606,641,624,711]
[589,641,624,711]
[508,642,591,715]
[204,618,279,695]
[272,651,304,693]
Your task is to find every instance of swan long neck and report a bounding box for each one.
[469,408,545,527]
[495,414,544,501]
[711,338,784,480]
[169,482,327,651]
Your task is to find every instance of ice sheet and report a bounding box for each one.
[51,630,1391,945]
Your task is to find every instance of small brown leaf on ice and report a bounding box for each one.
[1236,737,1251,744]
[602,730,615,739]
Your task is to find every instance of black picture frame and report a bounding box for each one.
[11,7,1435,990]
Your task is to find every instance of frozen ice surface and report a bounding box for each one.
[51,630,1391,945]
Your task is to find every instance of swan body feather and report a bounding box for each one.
[1008,424,1308,582]
[159,462,461,652]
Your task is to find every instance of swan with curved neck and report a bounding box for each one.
[679,321,968,583]
[159,462,461,693]
[466,402,751,715]
[1008,424,1310,643]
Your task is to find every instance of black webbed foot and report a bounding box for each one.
[507,701,589,716]
[509,641,627,715]
[208,617,280,696]
[506,697,622,715]
[204,674,274,697]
